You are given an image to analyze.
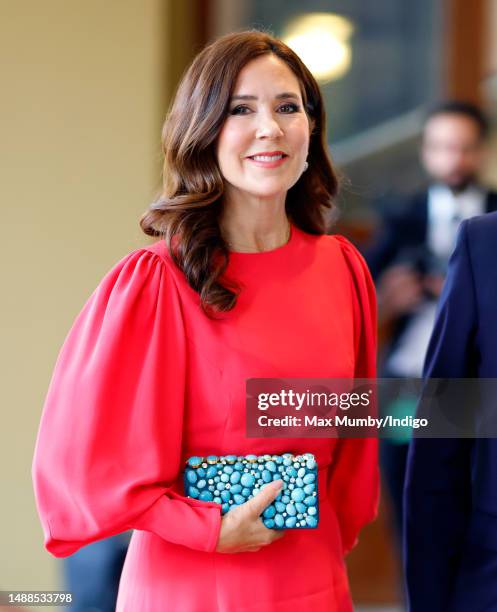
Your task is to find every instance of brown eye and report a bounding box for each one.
[278,103,300,113]
[229,105,251,115]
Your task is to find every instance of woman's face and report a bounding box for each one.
[215,54,313,203]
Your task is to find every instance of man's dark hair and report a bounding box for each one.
[424,100,489,140]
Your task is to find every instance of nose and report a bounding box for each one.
[255,112,284,139]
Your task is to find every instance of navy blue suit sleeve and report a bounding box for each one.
[404,220,475,612]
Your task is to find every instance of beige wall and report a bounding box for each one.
[482,0,497,186]
[1,0,170,596]
[484,0,497,74]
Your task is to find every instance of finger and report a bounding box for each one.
[256,516,284,534]
[245,479,283,516]
[254,519,286,543]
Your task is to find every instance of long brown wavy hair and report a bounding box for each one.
[140,29,339,314]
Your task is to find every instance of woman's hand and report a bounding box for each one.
[215,479,286,553]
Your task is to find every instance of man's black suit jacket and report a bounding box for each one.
[363,188,497,363]
[365,188,497,279]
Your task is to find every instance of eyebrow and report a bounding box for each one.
[229,92,300,102]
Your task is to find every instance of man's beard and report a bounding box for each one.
[446,173,477,194]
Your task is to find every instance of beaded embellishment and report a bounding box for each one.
[184,453,319,529]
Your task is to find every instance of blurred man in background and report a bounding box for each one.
[364,100,497,547]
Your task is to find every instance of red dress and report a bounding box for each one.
[32,224,378,611]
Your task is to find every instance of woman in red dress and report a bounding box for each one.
[33,30,378,611]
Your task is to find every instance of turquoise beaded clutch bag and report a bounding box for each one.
[183,453,319,529]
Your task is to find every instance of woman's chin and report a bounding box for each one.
[241,182,295,201]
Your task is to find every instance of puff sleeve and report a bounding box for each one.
[327,236,380,555]
[32,248,222,558]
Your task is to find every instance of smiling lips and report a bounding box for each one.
[246,150,288,168]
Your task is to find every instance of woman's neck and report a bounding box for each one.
[219,191,291,253]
